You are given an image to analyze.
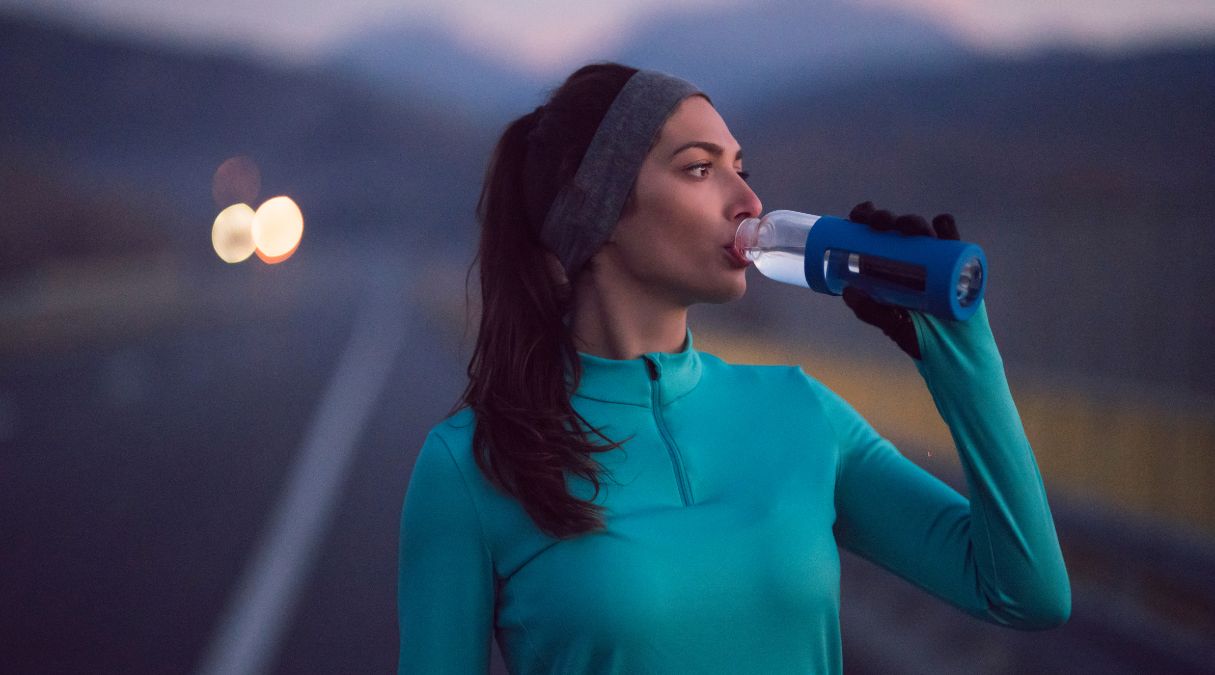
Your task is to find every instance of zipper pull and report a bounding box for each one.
[644,355,661,380]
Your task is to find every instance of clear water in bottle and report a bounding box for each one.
[736,211,820,289]
[750,247,810,288]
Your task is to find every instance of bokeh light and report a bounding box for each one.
[255,239,300,264]
[211,155,261,209]
[252,196,303,263]
[211,203,256,263]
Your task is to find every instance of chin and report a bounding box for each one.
[702,275,747,305]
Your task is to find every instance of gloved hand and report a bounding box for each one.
[841,201,960,361]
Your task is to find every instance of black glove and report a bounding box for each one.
[841,201,960,361]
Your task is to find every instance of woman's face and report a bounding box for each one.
[597,95,763,307]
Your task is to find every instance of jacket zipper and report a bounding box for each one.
[644,356,693,506]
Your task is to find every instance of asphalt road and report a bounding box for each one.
[1,249,465,674]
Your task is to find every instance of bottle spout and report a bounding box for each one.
[734,217,763,261]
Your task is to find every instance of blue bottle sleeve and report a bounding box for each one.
[802,216,986,321]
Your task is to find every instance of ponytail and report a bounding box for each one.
[450,64,639,539]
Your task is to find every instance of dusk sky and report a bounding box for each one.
[4,0,1215,73]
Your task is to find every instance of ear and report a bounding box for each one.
[543,249,569,286]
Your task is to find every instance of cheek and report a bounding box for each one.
[642,206,704,271]
[618,195,682,264]
[617,176,717,278]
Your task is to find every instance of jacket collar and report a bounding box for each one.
[570,326,703,407]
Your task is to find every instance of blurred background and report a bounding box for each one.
[1,0,1213,672]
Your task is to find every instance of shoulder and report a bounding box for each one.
[415,406,479,481]
[410,406,545,552]
[415,406,520,510]
[698,350,823,395]
[406,408,494,530]
[428,406,476,447]
[698,349,854,431]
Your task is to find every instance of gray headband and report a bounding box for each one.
[539,69,703,277]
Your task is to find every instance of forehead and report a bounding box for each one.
[654,96,738,153]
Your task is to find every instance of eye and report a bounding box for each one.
[687,162,712,178]
[685,162,751,182]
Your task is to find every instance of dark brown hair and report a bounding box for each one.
[449,63,642,539]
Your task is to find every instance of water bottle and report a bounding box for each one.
[734,210,986,320]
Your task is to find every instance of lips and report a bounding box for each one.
[723,243,750,268]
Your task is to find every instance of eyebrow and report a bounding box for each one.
[669,141,743,161]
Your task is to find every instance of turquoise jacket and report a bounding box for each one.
[397,303,1071,673]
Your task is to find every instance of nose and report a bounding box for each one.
[730,174,763,222]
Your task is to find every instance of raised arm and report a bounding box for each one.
[823,302,1071,628]
[398,430,496,672]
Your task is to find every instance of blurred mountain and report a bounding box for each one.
[327,19,550,126]
[0,12,491,267]
[328,0,972,122]
[610,0,972,115]
[734,47,1215,215]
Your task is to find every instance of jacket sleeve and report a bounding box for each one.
[398,430,495,672]
[823,301,1071,629]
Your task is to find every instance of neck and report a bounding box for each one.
[570,276,688,360]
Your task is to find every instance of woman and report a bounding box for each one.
[397,63,1070,673]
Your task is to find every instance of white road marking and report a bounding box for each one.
[195,265,410,675]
